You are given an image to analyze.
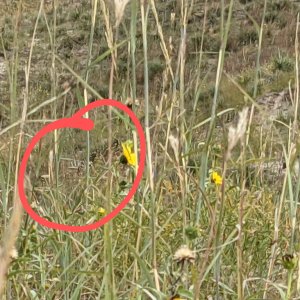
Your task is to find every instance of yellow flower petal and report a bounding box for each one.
[98,207,106,215]
[211,171,222,185]
[121,140,137,166]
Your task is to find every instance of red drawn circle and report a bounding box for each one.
[18,99,146,232]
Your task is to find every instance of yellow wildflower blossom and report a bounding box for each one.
[98,207,106,215]
[121,140,137,166]
[211,171,222,185]
[170,295,185,300]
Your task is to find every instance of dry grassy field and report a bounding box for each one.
[1,0,300,299]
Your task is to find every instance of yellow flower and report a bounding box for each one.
[121,140,137,166]
[170,295,185,300]
[211,171,222,185]
[98,207,106,215]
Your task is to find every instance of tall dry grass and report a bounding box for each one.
[0,0,300,299]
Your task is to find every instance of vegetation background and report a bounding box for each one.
[0,0,300,299]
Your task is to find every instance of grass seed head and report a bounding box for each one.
[173,245,196,265]
[228,107,249,156]
[114,0,130,27]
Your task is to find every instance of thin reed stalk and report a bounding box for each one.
[141,0,160,291]
[178,0,189,241]
[130,0,144,287]
[0,0,44,296]
[195,0,234,226]
[100,0,118,298]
